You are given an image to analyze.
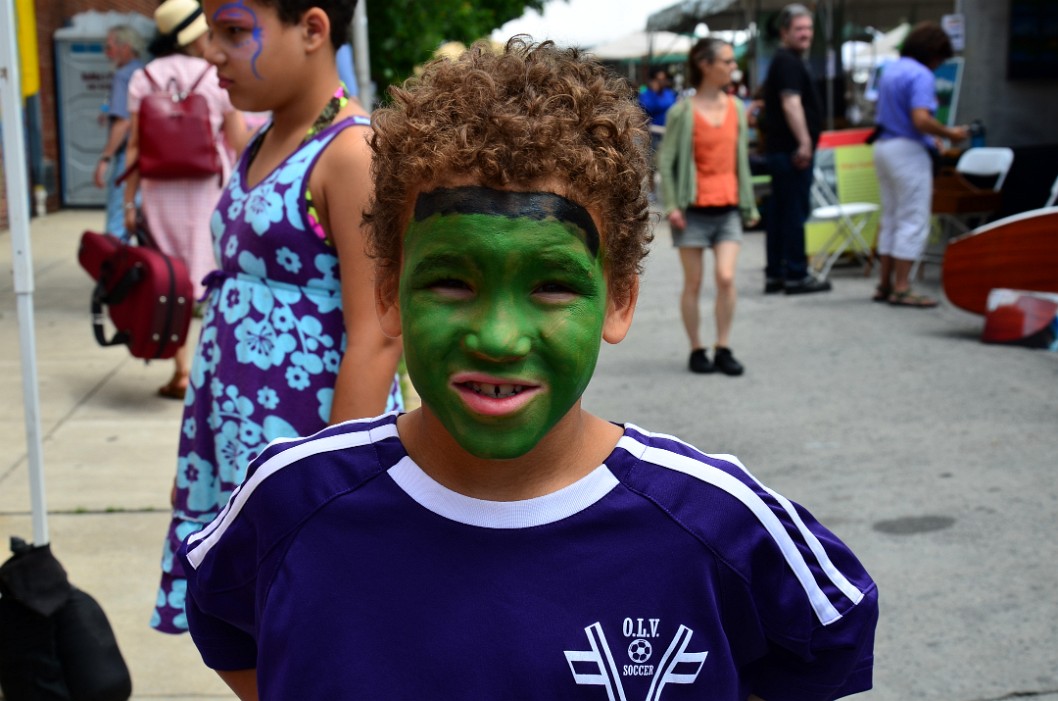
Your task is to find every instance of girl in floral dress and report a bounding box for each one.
[150,0,403,634]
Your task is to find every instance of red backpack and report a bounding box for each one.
[121,63,221,182]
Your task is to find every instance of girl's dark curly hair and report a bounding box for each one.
[365,36,651,304]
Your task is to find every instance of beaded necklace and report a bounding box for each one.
[244,85,351,245]
[244,84,350,167]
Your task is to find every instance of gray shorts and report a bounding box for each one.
[672,208,743,248]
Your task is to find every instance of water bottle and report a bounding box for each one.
[969,119,986,148]
[34,185,47,217]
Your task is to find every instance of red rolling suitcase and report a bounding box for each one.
[77,228,194,361]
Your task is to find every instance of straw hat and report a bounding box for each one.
[155,0,208,48]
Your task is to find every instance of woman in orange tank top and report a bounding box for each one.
[657,38,759,376]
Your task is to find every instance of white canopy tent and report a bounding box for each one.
[842,21,909,73]
[647,0,953,128]
[842,22,909,72]
[1,0,49,546]
[590,30,694,61]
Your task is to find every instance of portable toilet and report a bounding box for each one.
[53,11,154,207]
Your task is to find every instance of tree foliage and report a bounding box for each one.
[365,0,551,100]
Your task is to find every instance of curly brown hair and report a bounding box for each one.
[900,22,954,67]
[365,36,651,304]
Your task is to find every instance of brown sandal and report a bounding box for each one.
[887,289,938,308]
[157,376,188,400]
[872,285,891,303]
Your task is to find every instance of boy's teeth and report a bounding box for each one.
[470,382,522,398]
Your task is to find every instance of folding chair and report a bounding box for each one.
[915,147,1015,277]
[808,163,879,279]
[942,146,1015,235]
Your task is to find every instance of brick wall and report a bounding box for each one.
[2,0,157,229]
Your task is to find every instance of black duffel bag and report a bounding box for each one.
[0,538,131,701]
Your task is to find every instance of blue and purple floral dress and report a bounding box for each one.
[151,116,402,634]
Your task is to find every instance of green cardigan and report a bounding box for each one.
[656,96,760,224]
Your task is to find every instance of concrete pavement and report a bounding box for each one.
[2,208,1057,700]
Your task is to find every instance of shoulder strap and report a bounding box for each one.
[142,63,184,97]
[142,64,161,91]
[142,61,212,98]
[309,115,370,144]
[186,64,213,94]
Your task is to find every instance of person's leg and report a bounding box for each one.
[779,154,832,294]
[873,140,900,298]
[876,254,894,298]
[889,145,933,292]
[105,151,126,239]
[678,246,705,350]
[713,240,740,348]
[891,258,915,293]
[782,156,814,282]
[764,152,792,287]
[159,344,191,399]
[711,211,745,376]
[882,140,936,306]
[888,256,936,306]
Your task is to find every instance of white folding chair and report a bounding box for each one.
[808,164,879,279]
[942,146,1015,235]
[915,147,1016,278]
[956,147,1014,191]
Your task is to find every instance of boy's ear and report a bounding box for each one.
[300,7,330,53]
[602,276,638,344]
[375,274,403,339]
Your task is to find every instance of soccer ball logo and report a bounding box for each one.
[628,638,652,663]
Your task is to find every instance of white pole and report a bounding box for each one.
[1,0,49,545]
[352,1,374,109]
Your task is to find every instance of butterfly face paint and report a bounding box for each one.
[211,0,264,79]
[399,187,609,459]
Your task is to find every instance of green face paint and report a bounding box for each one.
[399,188,608,459]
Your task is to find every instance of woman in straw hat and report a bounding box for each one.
[122,0,248,401]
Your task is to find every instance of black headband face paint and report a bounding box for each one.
[413,186,600,256]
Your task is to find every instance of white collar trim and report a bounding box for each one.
[387,456,618,529]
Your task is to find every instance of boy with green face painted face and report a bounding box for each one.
[394,186,620,468]
[180,38,877,701]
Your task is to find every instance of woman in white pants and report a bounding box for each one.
[872,22,967,307]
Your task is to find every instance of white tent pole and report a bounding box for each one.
[1,0,49,545]
[352,1,373,109]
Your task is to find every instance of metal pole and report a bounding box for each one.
[1,0,49,545]
[352,1,374,109]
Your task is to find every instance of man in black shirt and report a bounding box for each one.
[762,3,831,294]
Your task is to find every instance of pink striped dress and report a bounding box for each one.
[127,54,235,299]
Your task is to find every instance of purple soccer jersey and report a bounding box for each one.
[180,414,877,700]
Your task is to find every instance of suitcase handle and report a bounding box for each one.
[91,293,130,348]
[90,266,142,348]
[94,263,144,307]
